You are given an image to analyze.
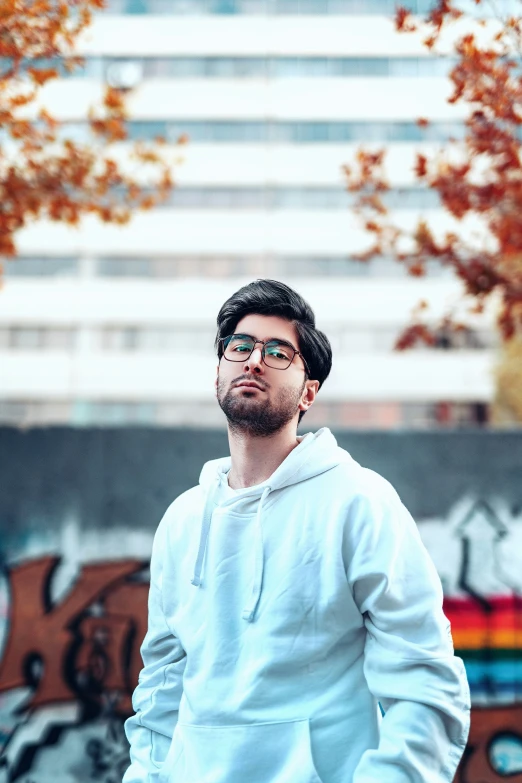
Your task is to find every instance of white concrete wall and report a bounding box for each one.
[0,351,494,402]
[0,278,496,402]
[75,15,500,58]
[15,208,493,256]
[34,77,466,121]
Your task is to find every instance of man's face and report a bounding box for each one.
[215,314,317,437]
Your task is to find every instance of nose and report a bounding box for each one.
[243,345,264,373]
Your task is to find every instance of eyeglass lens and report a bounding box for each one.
[223,334,294,369]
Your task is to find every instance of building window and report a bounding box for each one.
[0,401,72,426]
[433,401,490,427]
[0,398,493,428]
[58,119,467,145]
[4,254,476,281]
[101,327,141,351]
[3,257,78,277]
[97,258,152,277]
[104,0,504,14]
[6,327,76,350]
[9,328,42,350]
[54,55,457,80]
[71,401,158,425]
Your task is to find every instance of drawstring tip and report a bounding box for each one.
[191,575,202,587]
[241,607,255,622]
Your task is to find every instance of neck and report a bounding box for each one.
[226,423,300,489]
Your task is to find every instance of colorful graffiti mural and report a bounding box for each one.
[418,497,522,782]
[419,499,522,702]
[1,495,521,781]
[0,551,151,782]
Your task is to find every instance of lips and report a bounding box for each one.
[235,382,264,391]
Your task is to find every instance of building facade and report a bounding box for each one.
[0,1,500,428]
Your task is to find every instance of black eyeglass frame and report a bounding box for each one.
[218,333,310,376]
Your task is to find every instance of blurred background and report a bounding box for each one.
[1,0,521,781]
[1,0,504,430]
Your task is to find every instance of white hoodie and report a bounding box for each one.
[123,427,470,783]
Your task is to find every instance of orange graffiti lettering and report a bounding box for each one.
[456,705,522,782]
[0,557,146,710]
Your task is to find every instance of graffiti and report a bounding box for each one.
[0,712,133,783]
[85,718,132,783]
[457,705,522,782]
[418,498,522,704]
[0,496,521,781]
[0,556,149,782]
[417,498,522,782]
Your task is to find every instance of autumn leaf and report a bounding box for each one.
[26,67,59,85]
[395,6,416,32]
[408,262,426,277]
[0,0,181,261]
[395,324,437,350]
[342,0,522,367]
[103,86,127,115]
[414,154,428,178]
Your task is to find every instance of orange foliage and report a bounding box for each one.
[0,0,177,261]
[343,0,522,347]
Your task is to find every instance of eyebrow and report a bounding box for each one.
[236,333,297,349]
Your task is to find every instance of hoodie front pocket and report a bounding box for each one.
[167,718,324,783]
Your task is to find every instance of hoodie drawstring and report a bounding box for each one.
[191,480,272,624]
[241,486,271,623]
[191,478,219,587]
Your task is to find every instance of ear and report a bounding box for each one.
[215,364,219,397]
[299,379,320,412]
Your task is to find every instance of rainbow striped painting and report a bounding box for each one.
[444,595,522,700]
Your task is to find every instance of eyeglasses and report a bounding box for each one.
[219,333,310,374]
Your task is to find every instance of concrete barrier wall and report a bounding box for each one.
[1,426,521,782]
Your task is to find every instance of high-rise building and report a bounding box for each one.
[0,0,499,429]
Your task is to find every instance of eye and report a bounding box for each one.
[266,342,292,360]
[225,336,254,354]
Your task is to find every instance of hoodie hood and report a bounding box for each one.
[191,427,352,622]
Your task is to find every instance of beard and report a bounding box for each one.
[217,373,306,437]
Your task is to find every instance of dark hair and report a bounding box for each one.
[215,279,332,424]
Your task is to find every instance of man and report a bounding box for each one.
[123,278,470,783]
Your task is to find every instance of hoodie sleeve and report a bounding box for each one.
[345,475,470,783]
[122,509,187,783]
